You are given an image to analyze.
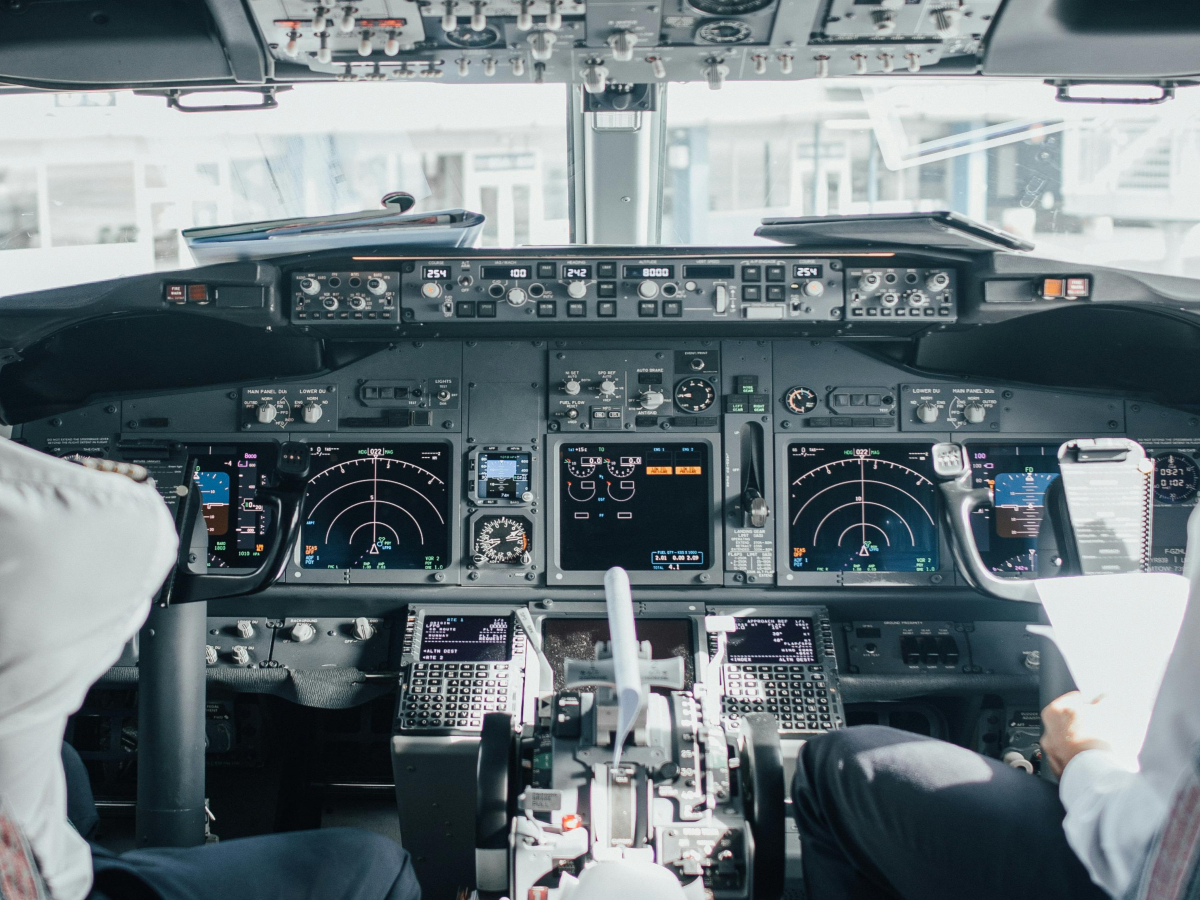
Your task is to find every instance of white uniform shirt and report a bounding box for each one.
[1059,507,1200,898]
[0,439,178,900]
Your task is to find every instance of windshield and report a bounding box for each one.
[2,78,1199,294]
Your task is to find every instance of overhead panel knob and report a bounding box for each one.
[339,6,357,32]
[236,619,254,639]
[256,401,278,424]
[963,401,987,424]
[441,1,457,32]
[545,0,562,30]
[871,9,896,33]
[648,56,666,79]
[932,5,960,37]
[470,0,487,30]
[205,645,218,666]
[638,389,665,411]
[291,622,317,643]
[581,60,609,93]
[232,646,251,666]
[353,617,376,641]
[608,30,638,62]
[483,56,498,76]
[704,59,729,91]
[317,33,332,64]
[358,32,373,56]
[385,32,401,55]
[511,56,526,76]
[916,401,940,424]
[284,32,301,58]
[516,0,533,30]
[529,29,556,61]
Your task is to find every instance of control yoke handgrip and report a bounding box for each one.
[931,443,1040,603]
[166,442,311,604]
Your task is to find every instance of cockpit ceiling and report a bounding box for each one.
[0,0,1198,91]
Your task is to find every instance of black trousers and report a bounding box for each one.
[791,726,1111,900]
[63,745,421,900]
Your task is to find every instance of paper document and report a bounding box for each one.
[1033,572,1189,767]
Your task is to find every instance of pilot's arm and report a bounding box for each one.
[0,438,178,900]
[1050,566,1200,898]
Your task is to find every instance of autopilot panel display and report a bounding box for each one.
[476,452,531,501]
[541,618,694,690]
[191,447,272,569]
[725,618,816,665]
[300,443,450,570]
[558,443,711,571]
[419,615,512,662]
[788,444,939,572]
[968,444,1060,575]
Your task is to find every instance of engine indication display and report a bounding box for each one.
[725,618,816,665]
[788,444,939,573]
[192,447,272,569]
[968,444,1060,576]
[559,443,711,571]
[300,444,450,570]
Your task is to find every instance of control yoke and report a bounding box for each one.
[932,438,1154,603]
[165,441,311,603]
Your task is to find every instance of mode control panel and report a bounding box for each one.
[292,270,400,322]
[402,255,853,323]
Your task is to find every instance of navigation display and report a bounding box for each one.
[542,618,693,690]
[420,615,512,662]
[300,443,450,571]
[558,443,711,571]
[969,444,1060,576]
[192,447,272,569]
[788,444,939,572]
[726,618,816,665]
[476,451,531,501]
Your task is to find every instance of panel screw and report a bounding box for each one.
[781,420,791,429]
[105,405,117,414]
[127,420,138,429]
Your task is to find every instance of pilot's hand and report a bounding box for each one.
[1040,691,1113,778]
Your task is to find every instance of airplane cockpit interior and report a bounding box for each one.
[4,2,1200,899]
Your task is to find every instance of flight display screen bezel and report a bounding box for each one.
[189,444,275,572]
[780,442,942,578]
[288,439,459,584]
[474,450,533,502]
[547,435,721,585]
[966,443,1062,577]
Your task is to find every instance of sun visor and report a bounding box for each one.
[984,0,1200,79]
[0,0,249,88]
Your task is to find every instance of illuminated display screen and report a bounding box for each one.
[726,618,816,665]
[422,266,451,280]
[793,265,824,279]
[480,265,531,280]
[477,451,532,500]
[969,444,1061,576]
[563,265,592,279]
[191,447,273,569]
[420,615,512,662]
[683,265,735,279]
[542,618,693,690]
[788,444,939,572]
[300,444,450,571]
[559,443,711,571]
[623,265,675,279]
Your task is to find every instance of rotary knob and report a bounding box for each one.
[353,617,376,641]
[638,389,665,411]
[563,379,581,396]
[567,281,588,299]
[926,271,950,293]
[255,400,278,424]
[291,622,317,643]
[507,287,528,307]
[420,282,442,299]
[205,645,218,666]
[232,646,251,666]
[906,289,930,307]
[963,401,987,425]
[916,401,940,424]
[302,399,323,424]
[859,272,881,292]
[236,620,254,639]
[803,280,824,297]
[299,277,321,296]
[598,378,617,399]
[367,277,387,295]
[637,280,659,299]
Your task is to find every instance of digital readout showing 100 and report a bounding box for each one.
[480,266,531,280]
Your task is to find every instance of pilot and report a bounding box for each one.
[0,438,421,900]
[791,553,1200,899]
